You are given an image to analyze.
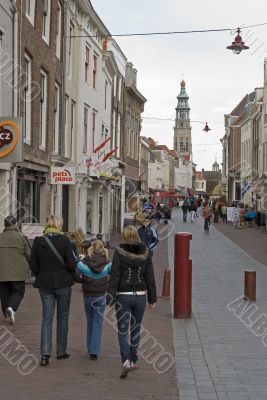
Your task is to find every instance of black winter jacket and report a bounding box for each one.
[30,234,77,290]
[107,242,157,305]
[80,253,111,297]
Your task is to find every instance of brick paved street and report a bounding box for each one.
[0,234,178,400]
[214,220,267,267]
[170,209,267,400]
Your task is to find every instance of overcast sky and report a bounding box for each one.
[93,0,267,170]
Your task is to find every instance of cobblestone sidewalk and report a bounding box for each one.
[169,209,267,400]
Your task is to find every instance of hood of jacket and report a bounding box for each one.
[116,242,149,266]
[82,253,109,274]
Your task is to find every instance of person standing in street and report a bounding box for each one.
[221,204,227,222]
[77,240,111,360]
[182,201,189,222]
[0,216,31,325]
[107,225,157,379]
[189,202,196,222]
[138,215,158,256]
[30,215,77,367]
[203,205,212,232]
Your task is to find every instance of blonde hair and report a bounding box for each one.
[123,225,140,244]
[87,240,108,258]
[45,215,63,230]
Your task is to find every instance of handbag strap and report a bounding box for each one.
[43,236,65,266]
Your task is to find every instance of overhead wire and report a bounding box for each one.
[142,116,222,124]
[69,21,267,39]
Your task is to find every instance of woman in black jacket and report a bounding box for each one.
[30,215,77,366]
[107,225,157,379]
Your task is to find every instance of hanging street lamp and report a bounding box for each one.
[226,28,249,54]
[203,122,211,132]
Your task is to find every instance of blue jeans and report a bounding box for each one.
[84,296,106,356]
[39,286,72,356]
[115,294,146,364]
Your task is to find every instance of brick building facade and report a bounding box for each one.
[16,0,64,225]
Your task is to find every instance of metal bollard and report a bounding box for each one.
[244,270,256,301]
[174,232,192,318]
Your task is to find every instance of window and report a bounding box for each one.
[85,45,90,82]
[118,76,122,101]
[180,137,184,151]
[52,185,57,215]
[68,22,74,79]
[117,114,121,157]
[56,2,62,59]
[92,111,96,149]
[101,123,105,138]
[93,54,97,89]
[185,137,189,151]
[113,75,117,97]
[39,70,47,149]
[26,0,35,25]
[42,0,51,44]
[24,54,31,144]
[104,81,108,110]
[52,83,60,154]
[83,106,88,154]
[112,111,116,149]
[63,95,70,158]
[70,100,75,160]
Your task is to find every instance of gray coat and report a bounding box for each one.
[0,226,31,282]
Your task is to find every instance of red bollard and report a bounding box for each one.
[161,267,171,300]
[174,232,192,318]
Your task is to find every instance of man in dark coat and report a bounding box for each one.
[0,216,31,324]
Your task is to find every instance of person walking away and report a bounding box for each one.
[30,215,78,367]
[189,202,196,223]
[77,240,111,360]
[213,202,219,223]
[221,204,227,222]
[0,216,31,325]
[107,225,157,379]
[203,205,212,232]
[193,199,199,217]
[155,203,163,223]
[138,215,158,256]
[182,201,189,222]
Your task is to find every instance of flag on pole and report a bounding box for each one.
[102,147,117,163]
[240,179,251,198]
[93,137,110,154]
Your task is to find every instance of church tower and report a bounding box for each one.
[173,80,192,161]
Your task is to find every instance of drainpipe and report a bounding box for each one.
[10,1,18,215]
[0,27,4,117]
[61,0,67,159]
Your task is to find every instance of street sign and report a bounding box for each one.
[51,167,76,184]
[0,118,23,162]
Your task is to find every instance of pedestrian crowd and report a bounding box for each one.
[0,214,157,379]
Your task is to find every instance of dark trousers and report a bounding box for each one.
[183,210,188,222]
[204,218,210,231]
[39,286,72,357]
[0,281,25,317]
[116,294,146,364]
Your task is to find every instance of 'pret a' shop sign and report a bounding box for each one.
[51,167,76,185]
[0,118,23,162]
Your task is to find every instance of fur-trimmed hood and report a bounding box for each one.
[116,242,149,263]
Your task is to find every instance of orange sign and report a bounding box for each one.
[0,120,20,158]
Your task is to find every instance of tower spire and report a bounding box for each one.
[173,80,192,160]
